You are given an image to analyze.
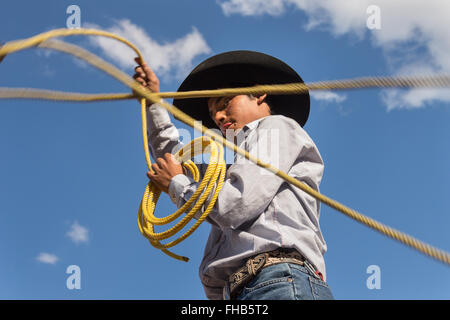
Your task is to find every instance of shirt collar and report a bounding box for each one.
[236,115,271,137]
[228,116,272,148]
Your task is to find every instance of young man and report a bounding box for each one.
[133,51,334,300]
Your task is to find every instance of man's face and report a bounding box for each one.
[208,94,269,136]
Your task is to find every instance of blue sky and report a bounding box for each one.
[0,0,449,299]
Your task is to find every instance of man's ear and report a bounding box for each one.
[257,93,267,105]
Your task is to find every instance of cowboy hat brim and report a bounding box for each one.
[172,50,310,129]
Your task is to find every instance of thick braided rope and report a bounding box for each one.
[2,75,450,101]
[0,29,449,265]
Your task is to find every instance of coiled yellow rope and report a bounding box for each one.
[0,28,449,264]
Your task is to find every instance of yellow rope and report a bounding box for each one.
[3,76,450,101]
[0,28,449,265]
[0,30,226,262]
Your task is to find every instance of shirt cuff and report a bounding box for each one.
[168,174,196,205]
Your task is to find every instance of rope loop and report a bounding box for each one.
[0,28,449,265]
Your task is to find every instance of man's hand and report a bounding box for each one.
[147,153,185,194]
[133,57,160,98]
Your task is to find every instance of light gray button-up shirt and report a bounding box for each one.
[146,102,327,300]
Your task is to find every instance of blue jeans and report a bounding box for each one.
[236,263,334,300]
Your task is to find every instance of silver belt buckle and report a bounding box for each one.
[222,283,231,300]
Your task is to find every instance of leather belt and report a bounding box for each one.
[223,248,306,300]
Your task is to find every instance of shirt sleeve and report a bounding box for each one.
[146,101,218,212]
[168,164,215,216]
[146,101,184,160]
[168,115,320,230]
[168,173,196,205]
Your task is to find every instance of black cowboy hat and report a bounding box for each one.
[172,50,310,129]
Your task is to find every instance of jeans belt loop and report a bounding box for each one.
[304,259,323,281]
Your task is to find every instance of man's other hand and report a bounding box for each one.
[147,153,184,193]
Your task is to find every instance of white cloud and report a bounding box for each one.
[83,19,211,81]
[220,0,286,16]
[36,48,54,58]
[381,63,450,111]
[218,0,450,110]
[66,220,89,244]
[36,252,59,265]
[382,88,450,112]
[310,91,347,104]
